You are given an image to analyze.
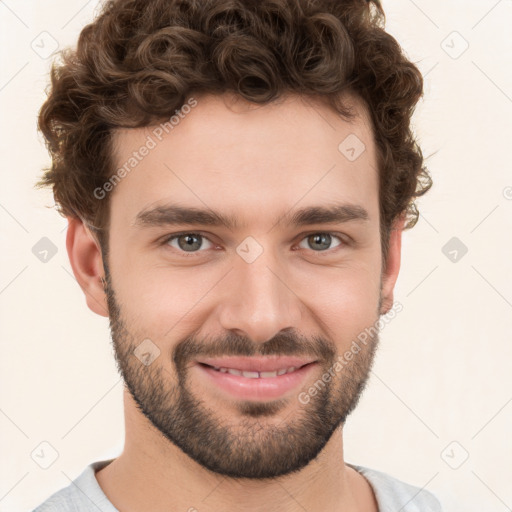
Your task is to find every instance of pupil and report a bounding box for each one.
[179,234,201,251]
[310,233,330,251]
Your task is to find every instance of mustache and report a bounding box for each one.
[173,330,337,370]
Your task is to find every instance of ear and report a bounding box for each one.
[66,216,109,317]
[379,215,406,315]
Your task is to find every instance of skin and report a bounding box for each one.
[66,91,405,512]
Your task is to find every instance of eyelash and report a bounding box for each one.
[159,231,350,256]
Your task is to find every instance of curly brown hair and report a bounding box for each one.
[36,0,431,268]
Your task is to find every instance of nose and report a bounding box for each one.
[217,250,303,344]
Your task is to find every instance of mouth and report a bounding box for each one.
[193,357,318,401]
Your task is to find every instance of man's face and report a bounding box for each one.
[101,93,391,479]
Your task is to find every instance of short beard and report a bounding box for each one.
[102,263,380,480]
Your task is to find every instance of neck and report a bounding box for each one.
[95,389,377,512]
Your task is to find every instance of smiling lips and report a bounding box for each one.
[197,356,316,376]
[195,356,318,400]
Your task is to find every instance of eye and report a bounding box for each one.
[160,231,348,256]
[163,233,215,253]
[297,232,345,252]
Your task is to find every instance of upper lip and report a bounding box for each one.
[196,356,317,372]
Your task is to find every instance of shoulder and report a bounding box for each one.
[32,460,117,512]
[347,463,443,512]
[33,485,82,512]
[32,473,93,512]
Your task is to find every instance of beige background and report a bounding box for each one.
[1,1,511,510]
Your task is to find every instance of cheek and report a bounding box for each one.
[299,265,381,334]
[111,257,221,343]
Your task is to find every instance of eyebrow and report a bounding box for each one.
[133,203,370,231]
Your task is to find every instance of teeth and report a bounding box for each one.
[241,370,260,379]
[211,365,301,378]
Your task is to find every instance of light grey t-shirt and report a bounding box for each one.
[33,459,443,512]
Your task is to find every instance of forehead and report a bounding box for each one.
[109,92,379,229]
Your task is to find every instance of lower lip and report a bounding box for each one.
[195,362,318,401]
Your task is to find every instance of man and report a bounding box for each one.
[34,0,442,510]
